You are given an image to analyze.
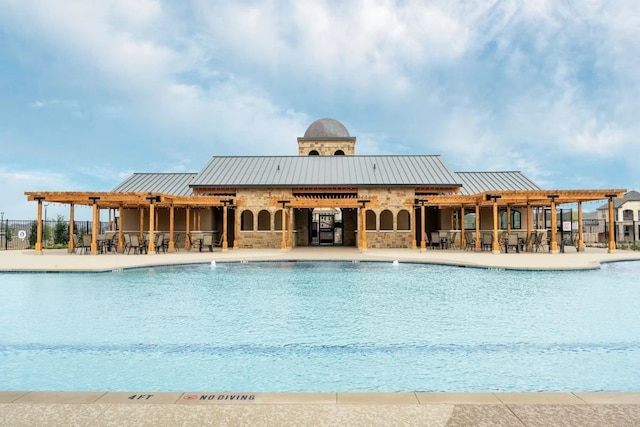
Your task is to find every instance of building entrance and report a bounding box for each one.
[310,209,343,245]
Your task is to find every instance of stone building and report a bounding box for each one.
[26,118,626,254]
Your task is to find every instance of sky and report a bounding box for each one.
[1,0,639,221]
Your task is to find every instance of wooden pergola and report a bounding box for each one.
[25,191,238,255]
[412,189,626,253]
[26,188,626,255]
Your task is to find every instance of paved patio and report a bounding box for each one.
[2,247,640,426]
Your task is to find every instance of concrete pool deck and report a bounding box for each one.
[2,247,640,426]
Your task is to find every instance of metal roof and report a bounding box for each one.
[190,156,461,187]
[455,171,541,195]
[112,173,197,196]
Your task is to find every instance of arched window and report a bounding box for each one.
[257,210,270,231]
[274,209,283,231]
[500,210,508,229]
[397,209,410,230]
[308,150,319,156]
[511,210,521,229]
[334,149,345,155]
[623,209,633,221]
[464,212,476,229]
[365,210,376,230]
[380,210,393,230]
[241,210,254,231]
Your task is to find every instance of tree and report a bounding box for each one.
[28,221,37,248]
[54,214,69,245]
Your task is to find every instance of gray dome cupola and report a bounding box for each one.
[304,118,350,138]
[298,118,356,156]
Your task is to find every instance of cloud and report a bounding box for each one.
[1,0,638,199]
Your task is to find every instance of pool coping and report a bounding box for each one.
[1,246,640,273]
[3,391,640,405]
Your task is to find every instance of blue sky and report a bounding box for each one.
[1,0,638,220]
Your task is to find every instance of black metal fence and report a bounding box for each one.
[0,219,110,250]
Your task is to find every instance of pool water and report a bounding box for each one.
[1,261,640,392]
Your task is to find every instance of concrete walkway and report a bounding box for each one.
[2,245,640,272]
[2,247,640,426]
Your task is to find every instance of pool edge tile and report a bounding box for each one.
[573,392,640,404]
[495,392,585,405]
[416,392,502,404]
[337,392,419,404]
[95,392,183,404]
[177,392,337,405]
[0,392,29,403]
[14,392,106,404]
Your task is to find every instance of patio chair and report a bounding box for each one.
[464,231,476,251]
[429,231,441,249]
[481,232,492,251]
[81,234,92,254]
[71,234,81,254]
[534,231,548,252]
[128,234,147,254]
[200,233,215,252]
[525,231,537,252]
[155,233,166,253]
[447,232,458,249]
[506,233,520,253]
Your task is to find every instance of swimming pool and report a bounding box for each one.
[1,261,639,392]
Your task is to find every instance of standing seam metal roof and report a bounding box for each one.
[112,173,197,196]
[454,171,541,195]
[190,156,461,187]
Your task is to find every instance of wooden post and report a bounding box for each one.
[491,197,500,254]
[460,206,466,249]
[420,203,426,252]
[410,205,416,249]
[360,207,367,251]
[234,207,239,249]
[168,205,175,252]
[506,205,511,232]
[35,198,43,253]
[139,208,144,239]
[222,204,229,252]
[475,203,480,251]
[185,207,191,249]
[90,199,99,255]
[288,207,293,248]
[281,208,287,250]
[68,203,75,253]
[526,203,533,251]
[577,201,584,252]
[549,195,558,253]
[147,198,156,254]
[118,205,124,252]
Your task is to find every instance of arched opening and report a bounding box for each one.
[241,210,254,231]
[274,209,283,231]
[397,209,410,230]
[257,210,270,231]
[380,210,393,230]
[308,150,319,156]
[334,149,345,155]
[365,210,376,231]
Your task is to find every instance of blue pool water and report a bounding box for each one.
[1,261,640,392]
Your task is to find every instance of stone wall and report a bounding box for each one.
[297,138,355,156]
